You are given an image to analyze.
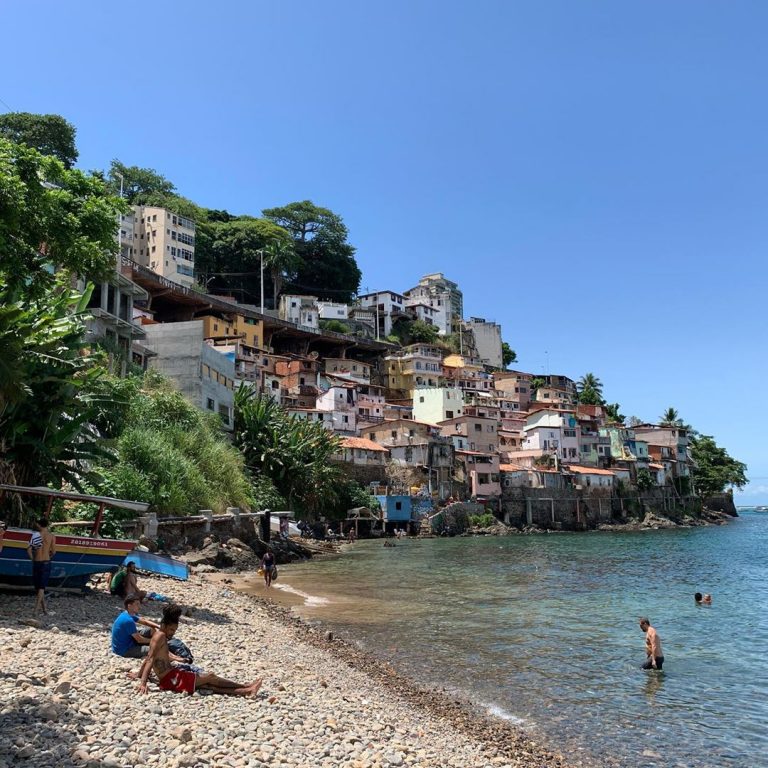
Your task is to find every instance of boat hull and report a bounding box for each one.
[0,529,136,590]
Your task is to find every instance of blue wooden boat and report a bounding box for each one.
[0,484,147,590]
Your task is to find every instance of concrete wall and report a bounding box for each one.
[466,318,503,368]
[501,486,698,530]
[144,320,235,428]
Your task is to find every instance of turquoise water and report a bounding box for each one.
[276,512,768,767]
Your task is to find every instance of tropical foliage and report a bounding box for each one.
[501,342,517,368]
[263,201,361,303]
[0,137,123,506]
[0,137,122,298]
[0,112,78,168]
[234,388,356,519]
[660,407,681,426]
[0,279,111,495]
[690,435,748,497]
[577,372,604,405]
[604,403,626,424]
[87,372,253,517]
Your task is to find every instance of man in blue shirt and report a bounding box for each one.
[112,594,160,657]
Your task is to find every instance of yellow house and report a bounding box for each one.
[201,312,262,349]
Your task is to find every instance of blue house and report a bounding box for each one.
[376,495,412,529]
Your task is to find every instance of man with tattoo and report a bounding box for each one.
[138,604,262,696]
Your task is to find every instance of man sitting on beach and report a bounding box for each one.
[112,594,190,662]
[138,604,261,697]
[639,617,664,670]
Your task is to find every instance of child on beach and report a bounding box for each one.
[137,604,261,697]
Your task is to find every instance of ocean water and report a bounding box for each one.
[273,511,768,768]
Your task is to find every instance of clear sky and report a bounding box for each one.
[2,1,766,502]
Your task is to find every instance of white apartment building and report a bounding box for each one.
[411,387,464,423]
[465,317,503,369]
[404,273,463,334]
[279,295,319,329]
[317,301,349,321]
[356,290,406,338]
[132,206,196,288]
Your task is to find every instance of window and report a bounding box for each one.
[445,410,454,419]
[475,424,482,432]
[152,214,157,222]
[478,473,490,485]
[218,404,230,423]
[395,501,402,511]
[419,396,425,403]
[271,380,279,390]
[391,431,397,438]
[487,425,494,432]
[206,398,215,411]
[342,415,348,423]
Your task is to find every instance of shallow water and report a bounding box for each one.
[275,512,768,767]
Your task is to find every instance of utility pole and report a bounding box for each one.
[258,249,265,314]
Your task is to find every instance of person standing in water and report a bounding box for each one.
[28,518,56,615]
[639,617,664,670]
[261,548,275,588]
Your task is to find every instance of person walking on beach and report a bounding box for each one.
[27,517,55,615]
[639,617,664,670]
[138,604,261,696]
[261,548,275,588]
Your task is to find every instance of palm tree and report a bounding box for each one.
[577,373,603,398]
[263,239,300,308]
[660,407,680,426]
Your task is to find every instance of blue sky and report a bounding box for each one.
[2,2,766,501]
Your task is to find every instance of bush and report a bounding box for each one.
[468,512,496,528]
[88,372,253,516]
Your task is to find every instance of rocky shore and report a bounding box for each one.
[0,573,575,768]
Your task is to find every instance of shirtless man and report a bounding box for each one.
[639,617,664,670]
[124,561,147,601]
[138,604,262,697]
[27,518,56,615]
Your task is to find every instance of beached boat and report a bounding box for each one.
[0,484,146,590]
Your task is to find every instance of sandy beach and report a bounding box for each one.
[0,572,572,768]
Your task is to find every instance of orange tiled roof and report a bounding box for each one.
[500,463,526,472]
[341,437,389,452]
[567,465,617,476]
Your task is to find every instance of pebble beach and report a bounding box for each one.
[0,573,572,768]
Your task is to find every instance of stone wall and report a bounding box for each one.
[501,487,696,530]
[702,492,738,517]
[122,509,262,551]
[330,461,387,487]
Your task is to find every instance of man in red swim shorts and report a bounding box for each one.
[138,604,262,697]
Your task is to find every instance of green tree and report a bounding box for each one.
[0,138,123,298]
[690,435,748,498]
[233,388,344,518]
[0,279,111,494]
[88,372,253,516]
[501,342,517,368]
[107,159,177,202]
[660,407,681,426]
[263,201,361,302]
[263,238,300,307]
[577,386,603,405]
[530,377,545,397]
[577,373,604,403]
[636,468,655,492]
[407,319,440,344]
[0,112,78,168]
[195,218,291,303]
[319,319,352,334]
[604,403,626,424]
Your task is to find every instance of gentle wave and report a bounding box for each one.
[273,583,330,607]
[484,702,528,727]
